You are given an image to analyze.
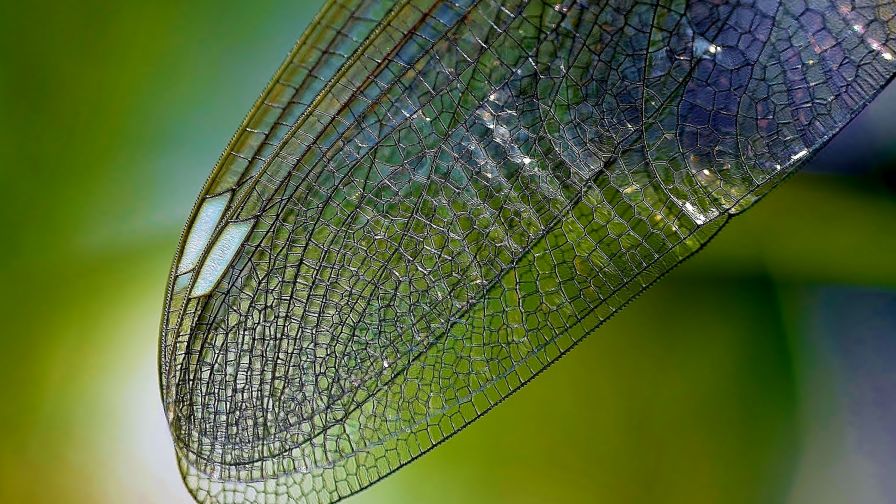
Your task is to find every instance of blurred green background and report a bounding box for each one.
[1,2,895,503]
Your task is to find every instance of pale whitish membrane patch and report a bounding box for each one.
[190,220,255,298]
[177,192,232,274]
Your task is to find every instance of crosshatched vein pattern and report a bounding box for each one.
[160,1,896,503]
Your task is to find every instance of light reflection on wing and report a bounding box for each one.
[160,1,896,502]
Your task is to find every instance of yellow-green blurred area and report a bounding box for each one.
[2,2,895,503]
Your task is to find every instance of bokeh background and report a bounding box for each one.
[2,2,895,502]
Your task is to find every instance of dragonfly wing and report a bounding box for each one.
[160,1,896,503]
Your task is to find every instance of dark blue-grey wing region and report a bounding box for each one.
[160,1,896,503]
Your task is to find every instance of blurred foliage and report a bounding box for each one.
[0,1,893,503]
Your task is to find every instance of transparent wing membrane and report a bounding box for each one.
[160,1,896,502]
